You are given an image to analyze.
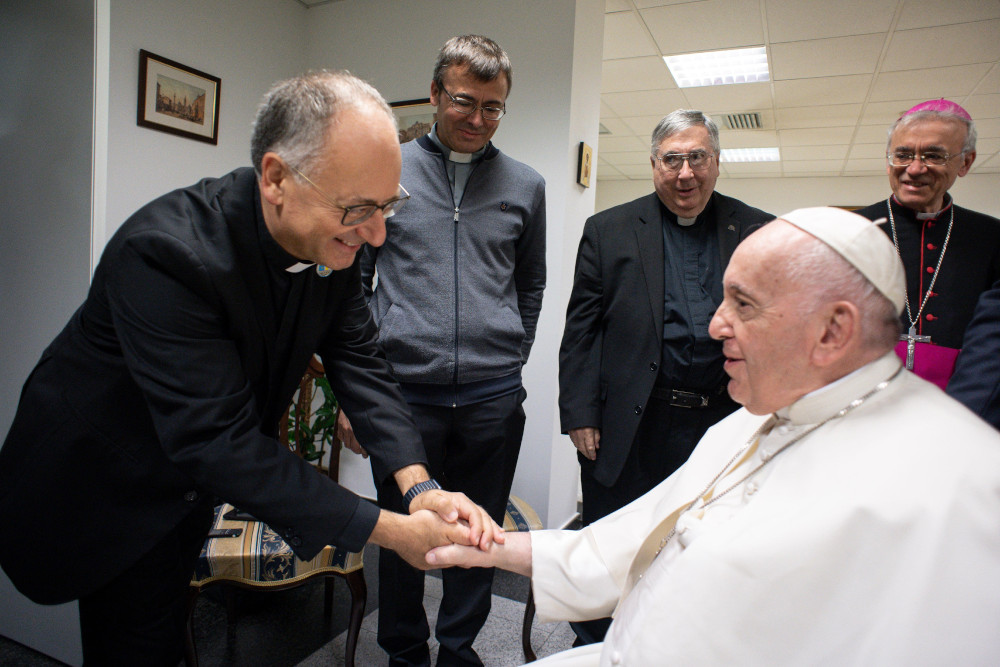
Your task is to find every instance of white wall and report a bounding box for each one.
[100,0,308,243]
[304,0,605,527]
[596,171,1000,219]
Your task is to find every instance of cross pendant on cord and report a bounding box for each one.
[900,325,931,370]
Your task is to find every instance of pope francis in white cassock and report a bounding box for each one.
[427,207,1000,666]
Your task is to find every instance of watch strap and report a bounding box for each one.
[403,478,442,507]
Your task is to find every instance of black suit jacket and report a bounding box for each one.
[948,279,1000,431]
[558,191,771,486]
[0,168,423,604]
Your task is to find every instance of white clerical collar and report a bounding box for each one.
[428,125,485,163]
[777,353,902,425]
[286,262,314,273]
[676,216,697,227]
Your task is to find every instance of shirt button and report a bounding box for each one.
[927,243,937,250]
[746,481,759,495]
[926,314,937,321]
[183,491,198,502]
[611,651,623,665]
[759,448,773,461]
[634,405,643,415]
[926,266,934,274]
[649,362,658,371]
[776,424,790,435]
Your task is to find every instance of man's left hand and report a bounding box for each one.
[409,490,505,551]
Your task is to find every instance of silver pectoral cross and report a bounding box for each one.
[900,325,931,370]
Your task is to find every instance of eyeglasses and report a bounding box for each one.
[289,165,409,226]
[887,150,964,167]
[439,85,506,121]
[654,150,714,172]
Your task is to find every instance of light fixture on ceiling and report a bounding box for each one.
[664,47,769,88]
[720,147,780,163]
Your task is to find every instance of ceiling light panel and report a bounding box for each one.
[665,47,769,88]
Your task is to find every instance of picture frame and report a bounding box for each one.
[391,98,436,144]
[137,49,221,145]
[577,141,593,187]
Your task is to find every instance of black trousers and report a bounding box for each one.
[571,392,738,645]
[377,389,526,667]
[78,499,214,666]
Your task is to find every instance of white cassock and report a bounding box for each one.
[531,353,1000,666]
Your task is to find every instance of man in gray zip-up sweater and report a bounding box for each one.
[359,35,546,666]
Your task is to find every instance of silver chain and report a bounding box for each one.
[887,198,954,330]
[654,368,903,556]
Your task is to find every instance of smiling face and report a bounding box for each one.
[887,117,975,214]
[261,104,401,270]
[708,222,828,415]
[651,124,720,219]
[430,64,508,154]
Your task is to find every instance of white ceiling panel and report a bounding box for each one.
[597,1,1000,181]
[882,21,1000,72]
[870,64,994,102]
[779,126,855,146]
[681,82,773,113]
[765,0,897,42]
[895,0,1000,30]
[771,34,885,80]
[642,0,765,55]
[604,11,659,60]
[775,103,864,129]
[772,74,872,107]
[602,56,676,93]
[603,88,690,116]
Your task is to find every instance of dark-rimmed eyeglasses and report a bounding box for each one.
[887,150,964,168]
[439,85,506,121]
[653,150,714,172]
[289,165,409,226]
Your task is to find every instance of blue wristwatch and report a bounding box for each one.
[403,478,442,507]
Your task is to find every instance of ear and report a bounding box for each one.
[429,80,441,107]
[259,152,289,206]
[812,301,859,367]
[957,149,976,177]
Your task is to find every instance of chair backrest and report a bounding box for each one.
[278,356,341,482]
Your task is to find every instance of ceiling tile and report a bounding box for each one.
[781,144,849,160]
[882,20,1000,72]
[604,11,659,60]
[719,162,783,176]
[765,0,897,42]
[642,0,765,55]
[896,0,1000,30]
[844,158,889,173]
[848,142,886,160]
[598,117,634,135]
[781,159,845,172]
[771,34,885,80]
[976,117,1000,138]
[605,0,633,12]
[597,134,650,152]
[963,94,1000,120]
[622,114,666,136]
[975,66,1000,95]
[870,63,994,102]
[859,100,922,126]
[718,129,780,148]
[773,74,873,107]
[775,103,863,129]
[779,126,855,146]
[599,150,651,166]
[853,124,890,144]
[602,56,677,93]
[602,88,690,117]
[680,82,773,114]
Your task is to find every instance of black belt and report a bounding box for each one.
[649,385,726,409]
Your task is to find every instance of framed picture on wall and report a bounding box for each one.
[391,98,436,143]
[137,49,221,145]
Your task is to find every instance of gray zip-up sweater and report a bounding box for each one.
[360,134,546,400]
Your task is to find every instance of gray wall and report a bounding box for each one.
[0,2,94,662]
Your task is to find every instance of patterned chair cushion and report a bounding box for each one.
[192,503,363,588]
[504,495,542,533]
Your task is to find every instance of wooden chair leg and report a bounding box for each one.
[344,570,367,667]
[522,586,537,662]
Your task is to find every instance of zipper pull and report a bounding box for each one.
[454,207,460,223]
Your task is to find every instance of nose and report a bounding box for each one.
[905,157,928,175]
[677,158,696,179]
[356,212,387,247]
[708,302,730,341]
